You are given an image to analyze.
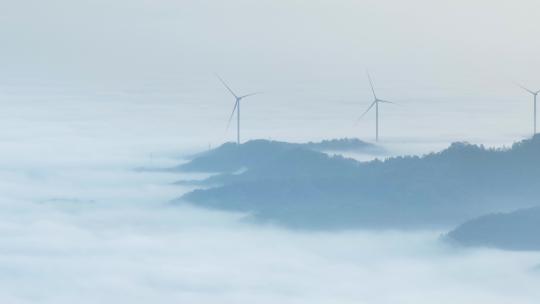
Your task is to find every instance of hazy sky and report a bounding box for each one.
[2,0,539,145]
[1,0,539,83]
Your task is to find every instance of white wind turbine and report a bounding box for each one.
[217,75,261,144]
[357,72,395,142]
[517,84,540,135]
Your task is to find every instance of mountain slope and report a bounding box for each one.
[446,206,540,251]
[176,138,378,173]
[178,135,540,229]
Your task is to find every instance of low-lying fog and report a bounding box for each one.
[0,84,539,303]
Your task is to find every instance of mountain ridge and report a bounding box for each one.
[177,135,540,229]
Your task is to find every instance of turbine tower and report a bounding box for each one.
[517,84,540,135]
[217,75,261,145]
[357,72,394,142]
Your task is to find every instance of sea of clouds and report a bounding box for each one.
[1,0,540,301]
[0,82,539,303]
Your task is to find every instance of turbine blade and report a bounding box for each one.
[226,100,239,131]
[355,101,377,125]
[378,99,396,104]
[216,74,238,98]
[366,71,378,100]
[239,92,262,99]
[516,83,535,95]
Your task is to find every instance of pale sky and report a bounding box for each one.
[1,0,539,84]
[1,0,539,145]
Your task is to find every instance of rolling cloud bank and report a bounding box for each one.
[0,87,539,303]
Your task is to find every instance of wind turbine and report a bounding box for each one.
[517,84,540,135]
[217,75,261,145]
[357,72,394,142]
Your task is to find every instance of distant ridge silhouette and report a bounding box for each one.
[176,138,380,173]
[446,206,540,251]
[177,135,540,230]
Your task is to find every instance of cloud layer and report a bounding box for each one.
[0,87,537,303]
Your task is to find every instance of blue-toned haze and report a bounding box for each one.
[0,1,539,303]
